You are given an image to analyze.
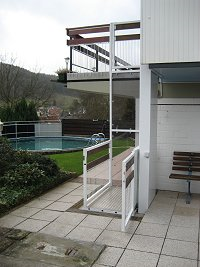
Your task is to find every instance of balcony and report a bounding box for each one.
[65,21,140,93]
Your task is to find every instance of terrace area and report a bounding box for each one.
[0,156,199,267]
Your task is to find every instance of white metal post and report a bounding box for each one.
[109,22,115,185]
[121,160,126,232]
[83,148,88,209]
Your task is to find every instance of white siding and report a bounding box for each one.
[139,66,158,213]
[157,98,200,193]
[141,0,200,64]
[35,122,62,137]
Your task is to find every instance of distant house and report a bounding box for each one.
[37,106,62,121]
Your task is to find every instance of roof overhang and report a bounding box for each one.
[149,62,200,83]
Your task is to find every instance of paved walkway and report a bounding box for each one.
[0,149,199,266]
[0,182,199,266]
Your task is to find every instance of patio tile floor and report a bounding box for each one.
[0,176,200,266]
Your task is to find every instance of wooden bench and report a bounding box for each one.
[169,151,200,204]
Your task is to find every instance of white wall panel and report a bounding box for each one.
[157,98,200,193]
[141,0,200,63]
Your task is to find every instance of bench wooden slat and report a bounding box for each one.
[173,161,200,167]
[173,156,200,162]
[172,166,200,172]
[174,151,200,157]
[170,173,200,181]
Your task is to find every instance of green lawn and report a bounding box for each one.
[49,138,134,176]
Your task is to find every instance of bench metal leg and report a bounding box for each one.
[186,180,191,204]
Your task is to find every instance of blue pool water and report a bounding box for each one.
[10,136,90,152]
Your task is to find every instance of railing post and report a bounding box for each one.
[15,122,17,139]
[121,160,126,232]
[83,148,88,209]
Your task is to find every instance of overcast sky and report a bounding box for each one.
[0,0,140,74]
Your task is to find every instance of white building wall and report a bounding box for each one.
[157,98,200,193]
[139,66,158,213]
[141,0,200,64]
[35,122,62,137]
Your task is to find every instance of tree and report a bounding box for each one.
[69,93,109,120]
[0,55,54,108]
[0,98,39,121]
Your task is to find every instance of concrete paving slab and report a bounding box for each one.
[167,225,199,242]
[79,215,112,230]
[157,255,197,267]
[127,234,164,254]
[39,221,75,238]
[162,239,198,260]
[2,232,105,267]
[25,199,54,209]
[106,218,139,234]
[135,222,168,238]
[55,212,87,226]
[31,210,62,222]
[95,246,124,266]
[46,201,73,212]
[10,206,41,218]
[14,219,50,232]
[66,226,103,242]
[0,215,26,228]
[116,249,159,267]
[96,229,132,248]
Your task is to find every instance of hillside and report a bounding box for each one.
[0,62,81,111]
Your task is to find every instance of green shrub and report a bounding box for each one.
[0,163,46,189]
[0,137,17,177]
[15,151,59,176]
[0,137,72,215]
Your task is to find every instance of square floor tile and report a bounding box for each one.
[148,203,174,215]
[66,225,102,242]
[0,215,25,228]
[106,218,139,234]
[31,210,62,222]
[96,229,132,248]
[25,199,53,209]
[142,212,171,225]
[170,215,199,228]
[135,222,168,238]
[167,225,199,242]
[14,219,49,232]
[62,182,82,189]
[176,197,200,209]
[173,206,199,217]
[9,206,40,218]
[45,201,73,211]
[55,212,87,226]
[162,239,198,260]
[157,255,197,267]
[79,215,112,230]
[116,249,159,267]
[58,195,83,203]
[67,189,83,197]
[48,187,74,195]
[40,192,64,201]
[39,221,75,237]
[156,191,179,199]
[127,234,164,254]
[153,197,177,205]
[96,246,124,266]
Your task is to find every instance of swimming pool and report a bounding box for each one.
[10,136,92,153]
